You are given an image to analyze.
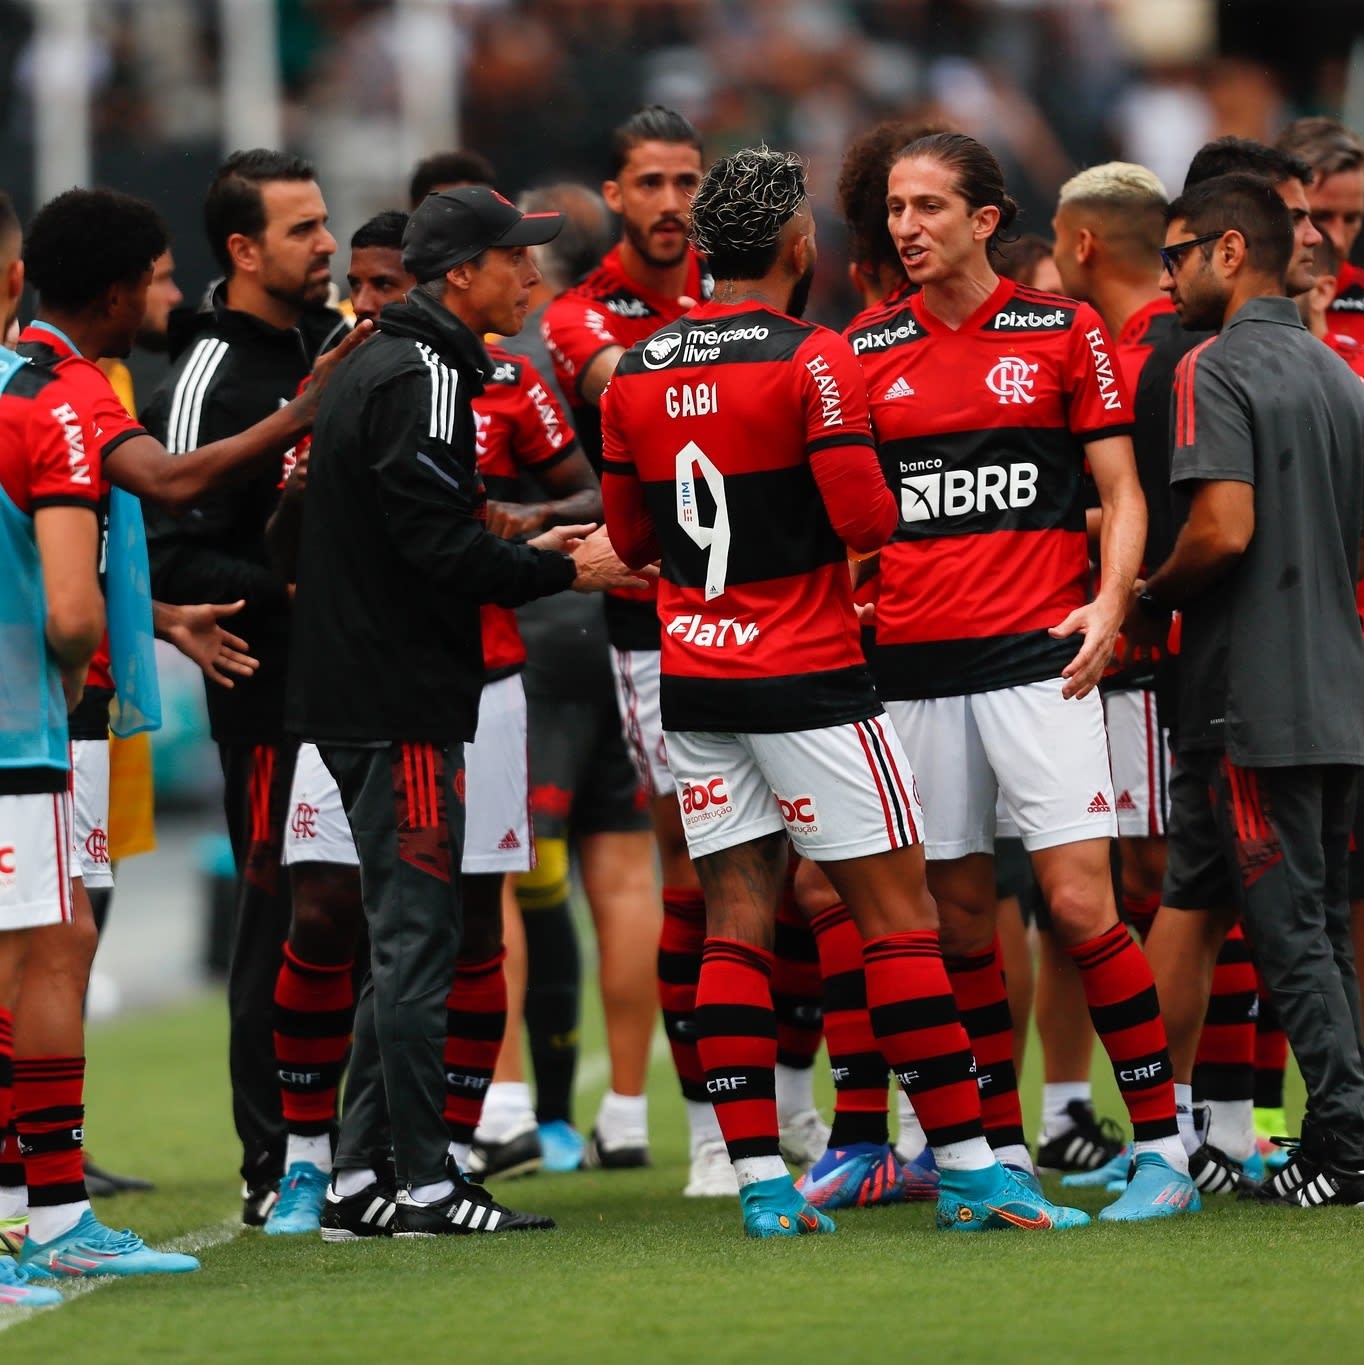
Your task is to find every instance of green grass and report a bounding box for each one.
[2,984,1342,1364]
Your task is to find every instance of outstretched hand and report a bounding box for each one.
[166,600,261,689]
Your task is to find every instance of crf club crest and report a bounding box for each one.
[393,743,452,882]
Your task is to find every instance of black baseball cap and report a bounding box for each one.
[402,186,564,282]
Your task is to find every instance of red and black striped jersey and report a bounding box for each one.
[1324,328,1364,379]
[0,356,99,515]
[601,300,896,733]
[474,344,577,676]
[850,277,1132,698]
[1328,261,1364,346]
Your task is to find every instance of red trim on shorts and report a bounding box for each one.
[250,745,275,843]
[869,715,918,844]
[854,721,897,845]
[1144,691,1159,838]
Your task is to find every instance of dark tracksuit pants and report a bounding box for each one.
[219,739,299,1187]
[320,740,466,1188]
[1213,760,1364,1159]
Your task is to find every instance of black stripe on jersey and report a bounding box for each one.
[982,288,1077,333]
[808,431,876,456]
[3,360,60,399]
[601,454,635,475]
[857,718,909,846]
[641,467,846,590]
[871,632,1075,700]
[661,665,880,735]
[845,307,929,357]
[881,427,1086,542]
[101,427,147,459]
[616,313,812,377]
[605,596,661,651]
[30,495,98,512]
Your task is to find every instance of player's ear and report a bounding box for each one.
[1074,227,1095,265]
[601,179,624,216]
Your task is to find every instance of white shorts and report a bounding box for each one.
[71,739,113,888]
[611,648,673,798]
[0,790,76,928]
[664,715,924,861]
[886,679,1117,860]
[283,677,532,875]
[1103,689,1171,838]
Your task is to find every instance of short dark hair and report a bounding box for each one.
[1166,172,1294,280]
[995,234,1056,287]
[609,105,702,179]
[351,209,408,253]
[1184,137,1312,192]
[1276,117,1364,182]
[407,150,496,209]
[690,147,806,282]
[895,131,1020,252]
[204,148,316,275]
[519,184,613,288]
[838,121,941,276]
[24,188,168,311]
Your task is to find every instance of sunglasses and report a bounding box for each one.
[1159,230,1227,275]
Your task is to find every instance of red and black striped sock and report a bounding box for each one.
[273,944,354,1136]
[944,937,1024,1150]
[773,888,823,1073]
[1121,889,1161,941]
[0,1130,22,1194]
[1254,969,1288,1110]
[1067,923,1178,1141]
[443,950,508,1145]
[694,938,779,1162]
[659,887,707,1105]
[1193,924,1257,1102]
[864,932,984,1148]
[15,1055,87,1211]
[809,902,888,1147]
[0,1011,12,1138]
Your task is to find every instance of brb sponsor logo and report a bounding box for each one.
[850,316,920,353]
[898,458,1038,523]
[985,356,1039,405]
[679,776,732,830]
[641,324,768,370]
[777,794,819,833]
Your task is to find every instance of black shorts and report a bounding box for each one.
[526,687,650,842]
[1162,749,1238,911]
[994,836,1049,929]
[1348,782,1364,902]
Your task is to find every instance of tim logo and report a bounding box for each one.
[290,803,318,839]
[84,828,109,864]
[985,357,1038,405]
[777,796,818,830]
[641,332,683,370]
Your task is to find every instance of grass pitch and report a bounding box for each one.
[2,982,1348,1364]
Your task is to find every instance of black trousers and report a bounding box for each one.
[320,740,466,1188]
[219,738,298,1187]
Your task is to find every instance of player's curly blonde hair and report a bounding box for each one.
[689,146,807,280]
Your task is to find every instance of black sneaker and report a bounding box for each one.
[1291,1160,1364,1207]
[581,1127,651,1170]
[242,1180,279,1227]
[1189,1142,1255,1195]
[83,1155,155,1197]
[466,1115,543,1180]
[320,1178,400,1242]
[1035,1101,1126,1173]
[393,1163,555,1237]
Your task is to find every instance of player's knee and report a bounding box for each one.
[792,858,839,919]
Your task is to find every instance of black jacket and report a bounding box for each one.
[142,285,345,743]
[286,290,577,744]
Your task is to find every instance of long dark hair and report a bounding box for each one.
[895,132,1020,254]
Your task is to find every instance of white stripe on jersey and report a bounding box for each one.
[416,342,458,443]
[167,338,229,453]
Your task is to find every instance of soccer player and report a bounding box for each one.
[1299,235,1364,374]
[1138,171,1364,1205]
[287,186,642,1240]
[855,131,1194,1219]
[602,144,1089,1238]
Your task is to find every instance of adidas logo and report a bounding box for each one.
[1087,792,1111,814]
[882,376,915,400]
[1115,790,1137,812]
[497,829,521,850]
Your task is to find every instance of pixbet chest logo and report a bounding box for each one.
[985,357,1038,405]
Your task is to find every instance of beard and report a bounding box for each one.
[623,215,688,270]
[787,265,815,319]
[264,260,332,313]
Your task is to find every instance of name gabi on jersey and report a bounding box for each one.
[850,317,920,353]
[666,614,760,646]
[1084,327,1124,410]
[805,355,844,427]
[898,458,1038,522]
[665,382,718,418]
[51,402,92,485]
[641,324,769,371]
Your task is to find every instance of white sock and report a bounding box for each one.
[1205,1098,1257,1162]
[1174,1083,1199,1157]
[285,1132,333,1173]
[732,1155,787,1188]
[1134,1134,1189,1175]
[595,1090,647,1142]
[931,1136,996,1173]
[686,1099,724,1149]
[333,1167,378,1198]
[775,1063,815,1124]
[405,1179,455,1205]
[448,1140,471,1171]
[994,1142,1035,1175]
[474,1081,533,1141]
[27,1200,88,1245]
[0,1186,27,1221]
[895,1093,927,1161]
[1040,1081,1092,1142]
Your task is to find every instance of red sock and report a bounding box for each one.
[864,932,984,1148]
[1122,890,1161,941]
[809,902,888,1147]
[773,885,823,1071]
[1254,968,1288,1110]
[659,887,707,1104]
[944,937,1024,1149]
[273,944,355,1135]
[1193,924,1257,1102]
[15,1055,86,1210]
[0,1011,12,1136]
[695,938,778,1161]
[443,950,508,1144]
[1067,923,1178,1141]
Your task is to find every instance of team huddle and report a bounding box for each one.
[2,101,1364,1301]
